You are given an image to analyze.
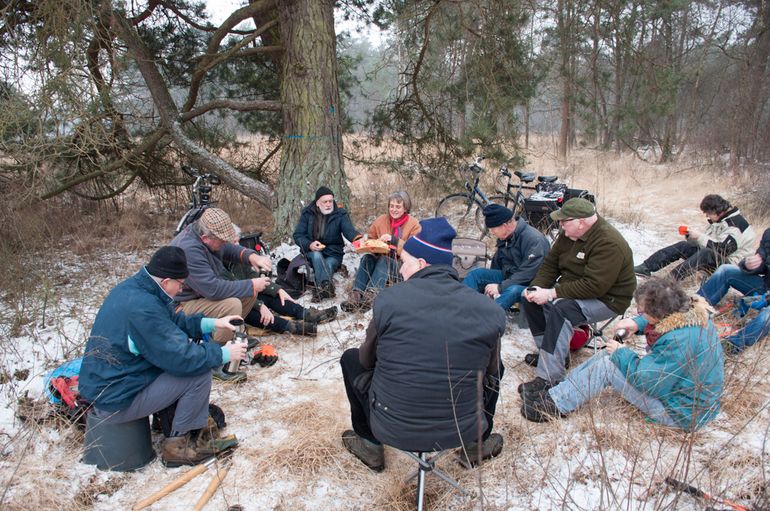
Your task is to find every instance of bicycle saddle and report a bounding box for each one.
[538,175,558,183]
[514,170,536,183]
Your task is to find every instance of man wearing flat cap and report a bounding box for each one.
[463,204,550,310]
[339,218,506,472]
[519,198,636,405]
[80,246,247,467]
[293,186,361,301]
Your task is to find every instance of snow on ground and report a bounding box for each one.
[0,219,768,510]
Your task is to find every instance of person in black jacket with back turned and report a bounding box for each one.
[339,218,506,472]
[293,186,361,301]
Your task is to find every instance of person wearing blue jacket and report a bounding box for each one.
[522,277,724,431]
[293,186,361,301]
[463,204,550,310]
[79,246,247,467]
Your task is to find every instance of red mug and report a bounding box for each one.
[678,225,689,236]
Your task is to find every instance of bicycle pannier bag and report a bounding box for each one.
[535,182,568,194]
[523,192,561,231]
[451,238,487,278]
[563,188,596,204]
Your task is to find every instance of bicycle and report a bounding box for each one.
[435,157,565,240]
[174,165,270,257]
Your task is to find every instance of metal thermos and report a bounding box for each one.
[227,319,246,373]
[613,328,628,343]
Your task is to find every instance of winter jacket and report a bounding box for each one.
[367,213,421,256]
[531,216,636,314]
[611,298,724,430]
[364,265,505,451]
[738,227,770,290]
[171,224,275,303]
[293,202,360,260]
[693,207,756,264]
[491,219,550,292]
[80,268,224,412]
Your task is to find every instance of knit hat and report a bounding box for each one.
[315,186,334,201]
[402,217,456,266]
[483,204,514,228]
[199,208,237,242]
[550,198,596,221]
[147,246,188,279]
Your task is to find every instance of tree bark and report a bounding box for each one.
[273,0,347,239]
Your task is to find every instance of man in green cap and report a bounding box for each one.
[518,198,636,405]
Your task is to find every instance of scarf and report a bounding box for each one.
[312,205,328,242]
[390,214,410,240]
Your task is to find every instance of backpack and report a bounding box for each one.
[44,357,90,427]
[276,254,309,298]
[451,238,488,278]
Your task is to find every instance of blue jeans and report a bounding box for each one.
[306,251,341,285]
[548,351,677,427]
[697,264,765,306]
[462,268,526,310]
[697,264,770,352]
[353,254,399,291]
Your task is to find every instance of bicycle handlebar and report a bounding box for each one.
[182,164,222,185]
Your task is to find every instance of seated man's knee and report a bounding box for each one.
[220,297,242,317]
[340,348,361,370]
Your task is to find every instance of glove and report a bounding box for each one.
[736,292,770,317]
[250,345,278,367]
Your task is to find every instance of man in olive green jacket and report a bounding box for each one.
[519,198,636,396]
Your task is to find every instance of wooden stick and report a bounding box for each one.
[192,465,230,511]
[132,458,216,511]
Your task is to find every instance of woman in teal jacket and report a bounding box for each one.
[522,277,724,430]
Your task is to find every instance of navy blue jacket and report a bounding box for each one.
[293,202,360,260]
[739,227,770,290]
[80,268,224,412]
[491,219,550,292]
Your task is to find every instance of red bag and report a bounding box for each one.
[569,325,593,351]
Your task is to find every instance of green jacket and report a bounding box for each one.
[530,216,636,314]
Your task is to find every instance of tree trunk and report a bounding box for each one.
[557,0,570,159]
[273,0,347,240]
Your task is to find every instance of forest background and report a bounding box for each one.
[0,1,769,509]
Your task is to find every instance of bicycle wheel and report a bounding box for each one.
[436,193,485,239]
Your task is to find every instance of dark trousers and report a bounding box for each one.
[339,348,503,446]
[245,293,308,333]
[644,241,719,281]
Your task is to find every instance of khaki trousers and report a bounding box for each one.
[178,296,258,345]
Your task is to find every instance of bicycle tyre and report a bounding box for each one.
[435,193,485,239]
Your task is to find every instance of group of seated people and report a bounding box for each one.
[77,186,765,471]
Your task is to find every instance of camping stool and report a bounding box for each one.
[83,412,155,471]
[582,316,620,351]
[400,450,468,511]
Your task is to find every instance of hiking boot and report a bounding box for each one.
[310,285,323,303]
[341,289,366,313]
[197,433,239,454]
[456,433,504,468]
[321,281,336,299]
[341,430,384,472]
[287,320,317,336]
[304,306,338,324]
[521,390,563,423]
[161,433,214,468]
[517,376,553,397]
[634,263,651,277]
[524,353,539,367]
[213,365,247,384]
[245,336,260,351]
[194,416,220,444]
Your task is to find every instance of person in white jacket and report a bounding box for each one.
[634,194,756,281]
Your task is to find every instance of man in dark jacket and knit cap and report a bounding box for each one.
[463,204,550,310]
[293,186,361,301]
[80,246,247,467]
[339,217,506,472]
[519,198,636,399]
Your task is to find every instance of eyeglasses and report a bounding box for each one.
[559,218,577,225]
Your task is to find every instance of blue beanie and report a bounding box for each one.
[483,204,514,228]
[403,218,456,266]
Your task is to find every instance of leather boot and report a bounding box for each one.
[341,289,365,313]
[161,433,214,468]
[455,433,504,468]
[342,430,384,472]
[304,306,338,324]
[287,320,317,336]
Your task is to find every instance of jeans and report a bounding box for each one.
[353,254,399,291]
[462,268,526,310]
[697,264,765,305]
[697,264,770,352]
[548,351,677,427]
[306,251,341,285]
